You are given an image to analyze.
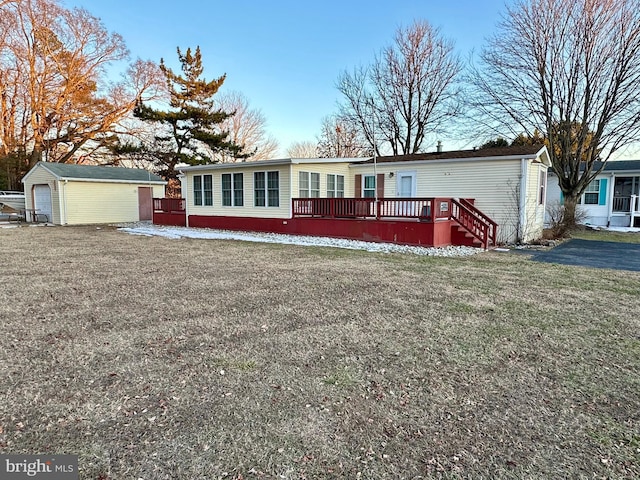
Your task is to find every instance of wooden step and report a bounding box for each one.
[451,224,484,248]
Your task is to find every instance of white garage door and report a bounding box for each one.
[33,184,52,222]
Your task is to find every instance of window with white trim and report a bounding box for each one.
[583,179,600,205]
[193,174,213,206]
[363,175,376,198]
[222,173,243,206]
[267,171,279,206]
[193,175,202,205]
[254,171,279,207]
[298,171,320,198]
[538,169,546,205]
[327,174,344,198]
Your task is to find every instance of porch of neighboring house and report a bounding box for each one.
[611,176,640,227]
[153,196,497,249]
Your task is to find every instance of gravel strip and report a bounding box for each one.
[117,222,482,257]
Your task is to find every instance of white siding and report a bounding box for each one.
[580,175,611,226]
[63,182,164,225]
[291,163,353,197]
[185,165,291,219]
[23,166,62,224]
[522,162,547,242]
[546,172,614,227]
[352,159,542,243]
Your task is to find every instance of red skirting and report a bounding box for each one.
[153,211,186,227]
[185,215,453,247]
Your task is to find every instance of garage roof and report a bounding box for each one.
[24,162,166,184]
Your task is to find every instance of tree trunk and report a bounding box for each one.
[29,146,42,168]
[562,194,580,232]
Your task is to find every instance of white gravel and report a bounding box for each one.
[117,223,482,257]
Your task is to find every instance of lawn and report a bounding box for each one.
[571,227,640,244]
[1,225,639,479]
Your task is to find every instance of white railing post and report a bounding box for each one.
[631,194,637,216]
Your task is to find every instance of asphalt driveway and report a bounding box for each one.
[529,239,640,272]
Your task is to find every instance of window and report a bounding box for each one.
[193,175,202,206]
[583,179,600,205]
[298,171,320,198]
[363,175,376,198]
[538,169,546,205]
[267,171,279,206]
[254,171,279,207]
[254,172,265,206]
[298,171,308,197]
[203,175,213,206]
[222,173,243,206]
[327,174,344,198]
[193,174,213,206]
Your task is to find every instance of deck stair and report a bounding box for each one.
[451,224,484,248]
[450,199,497,249]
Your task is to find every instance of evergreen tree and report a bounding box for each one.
[135,46,244,195]
[479,137,509,149]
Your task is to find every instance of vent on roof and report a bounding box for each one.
[437,141,443,153]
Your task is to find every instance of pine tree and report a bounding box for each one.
[135,46,244,195]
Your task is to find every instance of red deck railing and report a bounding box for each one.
[292,198,376,217]
[292,197,452,221]
[154,198,186,213]
[450,198,497,249]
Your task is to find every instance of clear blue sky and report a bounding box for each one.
[65,0,508,155]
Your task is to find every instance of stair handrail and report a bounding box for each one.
[458,199,498,236]
[451,198,497,249]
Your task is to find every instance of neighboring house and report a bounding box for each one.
[22,162,166,225]
[154,145,550,246]
[546,160,640,228]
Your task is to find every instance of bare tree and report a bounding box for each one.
[0,0,161,181]
[337,20,462,155]
[468,0,640,226]
[214,91,279,162]
[316,114,371,158]
[287,140,318,158]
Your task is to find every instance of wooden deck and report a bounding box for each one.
[153,197,497,248]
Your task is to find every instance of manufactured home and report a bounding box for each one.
[546,160,640,228]
[153,145,551,246]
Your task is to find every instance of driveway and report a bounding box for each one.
[529,239,640,272]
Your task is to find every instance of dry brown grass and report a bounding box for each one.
[1,225,639,479]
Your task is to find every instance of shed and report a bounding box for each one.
[22,162,166,225]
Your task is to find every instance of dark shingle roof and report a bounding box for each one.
[591,160,640,172]
[549,159,640,175]
[359,145,545,164]
[39,162,165,183]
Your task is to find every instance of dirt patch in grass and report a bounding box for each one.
[1,225,639,479]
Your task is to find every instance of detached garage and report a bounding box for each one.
[22,162,166,225]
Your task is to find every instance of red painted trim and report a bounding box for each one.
[186,215,454,247]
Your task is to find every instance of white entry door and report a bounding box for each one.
[396,171,416,197]
[395,171,417,216]
[33,184,52,222]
